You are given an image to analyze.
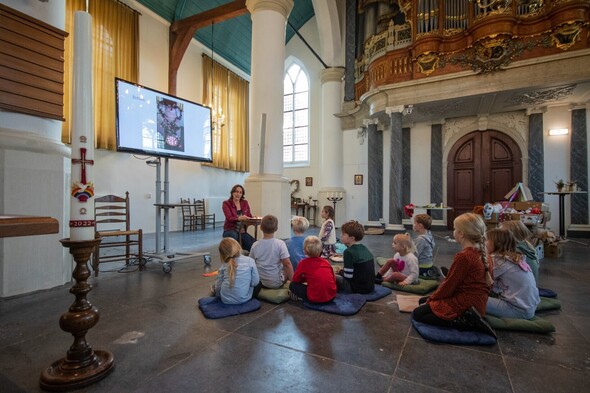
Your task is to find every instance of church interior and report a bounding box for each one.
[1,0,590,391]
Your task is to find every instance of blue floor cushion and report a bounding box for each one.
[411,318,497,346]
[257,283,290,304]
[303,292,366,315]
[382,279,439,294]
[198,297,261,319]
[485,315,556,333]
[363,285,392,301]
[536,296,562,312]
[538,287,557,298]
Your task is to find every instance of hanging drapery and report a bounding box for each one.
[202,54,249,172]
[63,0,139,149]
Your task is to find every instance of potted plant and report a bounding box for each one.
[555,179,565,192]
[566,180,577,192]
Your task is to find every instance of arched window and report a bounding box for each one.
[283,63,309,166]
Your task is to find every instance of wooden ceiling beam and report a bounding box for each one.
[168,0,248,95]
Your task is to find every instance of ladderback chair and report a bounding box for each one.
[93,191,143,276]
[180,197,197,231]
[193,198,215,230]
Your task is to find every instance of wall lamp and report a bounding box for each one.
[549,128,569,136]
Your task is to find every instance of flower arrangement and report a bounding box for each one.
[554,179,565,191]
[404,203,415,218]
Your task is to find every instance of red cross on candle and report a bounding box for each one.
[72,148,94,184]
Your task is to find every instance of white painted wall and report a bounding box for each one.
[93,3,249,237]
[542,105,573,234]
[283,17,323,207]
[0,0,70,297]
[342,128,368,223]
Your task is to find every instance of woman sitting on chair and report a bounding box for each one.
[222,184,256,252]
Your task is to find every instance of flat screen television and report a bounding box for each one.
[115,78,212,162]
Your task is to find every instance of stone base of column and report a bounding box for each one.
[245,174,291,239]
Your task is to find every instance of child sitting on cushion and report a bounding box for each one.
[413,214,438,277]
[250,215,293,297]
[485,228,540,319]
[285,216,309,271]
[335,220,375,294]
[289,236,337,303]
[375,233,419,286]
[212,238,260,305]
[500,220,539,283]
[411,213,496,338]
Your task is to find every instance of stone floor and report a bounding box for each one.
[1,226,589,393]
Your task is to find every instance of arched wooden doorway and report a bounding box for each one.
[447,130,522,228]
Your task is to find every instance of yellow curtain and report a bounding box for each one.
[203,55,249,172]
[63,0,139,148]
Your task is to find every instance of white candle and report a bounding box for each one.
[69,11,95,241]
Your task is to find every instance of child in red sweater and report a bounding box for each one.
[289,236,337,303]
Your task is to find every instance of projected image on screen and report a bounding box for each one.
[156,97,184,151]
[115,78,212,162]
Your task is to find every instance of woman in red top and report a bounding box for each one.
[222,184,256,251]
[412,213,496,338]
[289,236,337,303]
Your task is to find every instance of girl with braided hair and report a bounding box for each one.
[212,238,259,305]
[412,213,497,338]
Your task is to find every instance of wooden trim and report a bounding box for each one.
[0,3,67,121]
[0,215,59,238]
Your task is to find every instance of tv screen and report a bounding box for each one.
[115,78,212,162]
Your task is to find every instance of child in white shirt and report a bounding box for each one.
[375,233,419,286]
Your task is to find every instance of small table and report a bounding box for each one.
[237,217,262,246]
[413,206,453,217]
[292,203,307,216]
[540,191,587,240]
[307,203,318,226]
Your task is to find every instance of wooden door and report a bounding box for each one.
[447,130,522,227]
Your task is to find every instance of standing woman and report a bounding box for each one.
[222,184,256,251]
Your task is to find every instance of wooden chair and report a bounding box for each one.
[180,198,198,231]
[193,198,215,230]
[93,192,143,276]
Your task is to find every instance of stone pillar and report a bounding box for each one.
[364,3,376,41]
[245,0,294,238]
[319,67,346,226]
[402,127,411,218]
[430,124,443,220]
[387,106,404,229]
[571,107,588,225]
[367,120,382,223]
[344,0,356,102]
[526,109,545,202]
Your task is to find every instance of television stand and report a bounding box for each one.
[145,158,211,273]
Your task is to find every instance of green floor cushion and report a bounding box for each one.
[536,297,562,312]
[382,279,439,294]
[256,283,290,304]
[484,315,556,333]
[376,256,388,267]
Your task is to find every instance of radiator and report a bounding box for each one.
[205,197,226,222]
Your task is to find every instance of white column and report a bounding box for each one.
[319,67,346,226]
[245,0,294,238]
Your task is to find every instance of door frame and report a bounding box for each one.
[442,116,529,226]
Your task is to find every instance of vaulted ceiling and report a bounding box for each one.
[135,0,315,75]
